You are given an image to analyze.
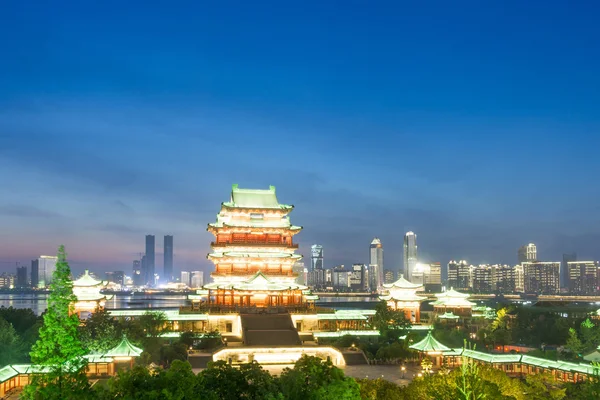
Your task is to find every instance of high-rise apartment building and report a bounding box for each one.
[164,235,174,283]
[424,262,442,293]
[403,232,418,281]
[562,253,577,290]
[310,244,324,272]
[518,243,537,263]
[494,265,516,293]
[369,238,384,289]
[350,264,367,291]
[145,235,155,286]
[515,265,524,292]
[16,266,28,288]
[522,261,560,294]
[447,260,470,291]
[292,262,307,285]
[180,271,191,287]
[383,269,395,285]
[190,271,203,288]
[0,273,15,288]
[331,265,349,290]
[32,256,57,288]
[567,261,599,295]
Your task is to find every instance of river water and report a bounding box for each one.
[0,293,378,315]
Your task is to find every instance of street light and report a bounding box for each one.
[401,365,406,379]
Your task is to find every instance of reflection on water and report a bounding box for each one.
[0,294,379,315]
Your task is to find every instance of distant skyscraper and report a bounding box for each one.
[424,262,442,293]
[132,259,143,286]
[369,238,384,290]
[164,235,174,283]
[518,243,537,263]
[16,265,28,288]
[292,262,307,285]
[311,245,324,272]
[403,232,418,281]
[190,271,204,288]
[105,271,125,285]
[31,259,39,288]
[34,256,57,288]
[180,271,191,287]
[145,235,155,286]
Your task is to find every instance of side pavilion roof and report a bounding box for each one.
[383,274,423,290]
[104,335,143,358]
[409,331,451,353]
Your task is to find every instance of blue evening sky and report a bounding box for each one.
[1,1,599,276]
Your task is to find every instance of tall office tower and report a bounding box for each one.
[567,261,599,295]
[368,264,378,291]
[180,271,191,287]
[562,253,577,290]
[518,243,537,263]
[424,262,442,293]
[190,271,204,288]
[163,235,174,283]
[403,232,418,281]
[132,259,143,286]
[369,238,384,289]
[447,260,470,291]
[35,256,58,288]
[311,245,324,272]
[383,269,395,284]
[105,271,125,285]
[16,266,28,288]
[31,259,39,288]
[145,235,156,286]
[522,261,560,294]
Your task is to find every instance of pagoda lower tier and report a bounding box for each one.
[202,271,316,307]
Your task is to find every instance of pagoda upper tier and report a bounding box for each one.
[208,184,303,283]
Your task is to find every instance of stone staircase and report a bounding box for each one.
[240,313,301,346]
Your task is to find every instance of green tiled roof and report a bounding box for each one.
[222,184,293,209]
[104,336,143,358]
[438,312,460,319]
[410,332,451,353]
[0,365,18,383]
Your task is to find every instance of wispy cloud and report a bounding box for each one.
[0,204,62,219]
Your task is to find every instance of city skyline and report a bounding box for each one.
[2,2,600,274]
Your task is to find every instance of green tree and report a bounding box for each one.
[565,327,584,357]
[139,310,167,338]
[196,360,252,399]
[357,378,404,400]
[101,360,198,400]
[0,317,22,366]
[523,372,566,400]
[79,307,120,353]
[278,355,360,400]
[373,301,412,342]
[22,245,90,400]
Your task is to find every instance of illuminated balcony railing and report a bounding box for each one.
[211,241,298,249]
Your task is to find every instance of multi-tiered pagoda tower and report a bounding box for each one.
[204,184,314,307]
